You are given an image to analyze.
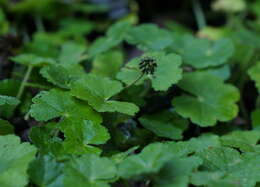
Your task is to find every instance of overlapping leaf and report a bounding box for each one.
[40,64,85,89]
[118,143,172,178]
[220,130,260,152]
[29,89,101,122]
[60,119,110,146]
[172,72,239,126]
[64,154,117,187]
[154,156,202,187]
[71,74,139,115]
[28,155,64,187]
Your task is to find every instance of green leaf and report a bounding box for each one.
[0,119,14,135]
[60,119,110,145]
[125,24,173,51]
[91,50,123,78]
[111,146,139,164]
[196,147,241,171]
[199,64,231,81]
[224,153,260,187]
[170,34,234,68]
[64,154,117,187]
[252,109,260,130]
[40,64,85,89]
[191,171,225,186]
[139,110,188,140]
[172,72,239,126]
[28,155,64,187]
[0,79,20,118]
[220,131,260,152]
[29,89,102,122]
[0,95,20,105]
[71,74,139,115]
[117,52,182,91]
[58,42,86,66]
[248,62,260,93]
[166,134,221,157]
[88,21,132,57]
[118,143,172,178]
[30,122,102,156]
[0,135,36,187]
[0,8,9,35]
[58,18,94,38]
[29,123,66,156]
[195,147,260,187]
[11,54,56,67]
[154,156,203,187]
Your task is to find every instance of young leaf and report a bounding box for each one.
[118,143,172,178]
[64,154,117,187]
[0,95,20,105]
[172,72,239,126]
[117,52,182,91]
[29,89,102,123]
[11,54,56,67]
[248,62,260,93]
[170,34,234,68]
[139,110,188,140]
[71,74,139,115]
[0,135,37,187]
[125,24,173,51]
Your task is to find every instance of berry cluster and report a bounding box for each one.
[139,57,157,75]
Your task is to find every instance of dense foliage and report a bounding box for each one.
[1,0,260,186]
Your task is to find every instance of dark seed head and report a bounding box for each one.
[139,57,157,75]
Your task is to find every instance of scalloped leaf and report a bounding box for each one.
[117,52,182,91]
[172,72,239,126]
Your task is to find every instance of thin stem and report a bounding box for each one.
[192,0,206,30]
[25,82,51,90]
[16,66,33,99]
[124,73,144,89]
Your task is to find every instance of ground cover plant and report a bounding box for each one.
[1,0,260,186]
